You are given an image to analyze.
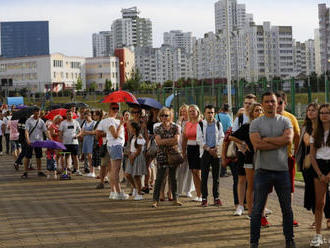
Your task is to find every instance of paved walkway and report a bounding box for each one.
[0,154,328,248]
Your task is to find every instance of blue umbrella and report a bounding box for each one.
[31,140,66,150]
[165,94,174,108]
[138,97,163,110]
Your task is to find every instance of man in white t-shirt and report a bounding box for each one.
[21,108,51,179]
[59,110,82,175]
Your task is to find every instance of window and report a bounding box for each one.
[53,60,63,67]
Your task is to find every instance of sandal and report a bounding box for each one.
[13,163,19,171]
[173,200,183,206]
[21,172,28,179]
[152,202,158,208]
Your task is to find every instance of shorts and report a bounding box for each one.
[11,140,21,151]
[288,156,295,193]
[312,159,330,179]
[244,163,254,169]
[237,152,246,176]
[47,158,57,171]
[25,146,42,159]
[64,144,79,156]
[101,150,110,166]
[107,145,123,160]
[187,145,200,170]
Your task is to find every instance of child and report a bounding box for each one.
[125,122,147,200]
[46,148,57,179]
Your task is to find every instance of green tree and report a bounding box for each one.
[105,79,112,92]
[89,81,97,92]
[163,80,173,88]
[76,77,83,91]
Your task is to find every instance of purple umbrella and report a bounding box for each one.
[31,140,66,150]
[16,105,27,109]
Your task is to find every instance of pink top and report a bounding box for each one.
[185,122,198,140]
[7,120,19,141]
[49,123,60,142]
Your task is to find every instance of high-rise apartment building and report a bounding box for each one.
[135,45,192,84]
[0,21,49,58]
[111,7,152,51]
[214,0,247,33]
[92,31,112,57]
[163,30,195,54]
[293,41,307,76]
[305,39,316,75]
[318,4,330,73]
[314,29,322,75]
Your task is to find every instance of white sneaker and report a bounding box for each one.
[117,192,129,200]
[234,205,244,216]
[47,174,50,179]
[104,176,109,183]
[186,192,193,198]
[75,170,83,176]
[109,192,117,200]
[265,208,273,216]
[134,194,143,201]
[0,152,3,156]
[131,188,137,197]
[87,172,96,178]
[192,197,200,202]
[310,234,323,247]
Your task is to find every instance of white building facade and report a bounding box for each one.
[318,4,330,73]
[0,53,86,93]
[163,30,195,54]
[85,56,120,91]
[92,31,113,57]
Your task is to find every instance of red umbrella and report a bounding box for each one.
[44,108,77,120]
[102,90,139,104]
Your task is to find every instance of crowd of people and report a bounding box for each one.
[1,91,329,248]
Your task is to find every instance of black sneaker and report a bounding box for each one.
[84,168,90,174]
[13,163,19,171]
[21,172,28,179]
[286,240,296,248]
[38,171,47,177]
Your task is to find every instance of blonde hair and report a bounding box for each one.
[157,107,173,122]
[53,115,63,123]
[188,104,202,122]
[248,103,263,122]
[179,104,189,116]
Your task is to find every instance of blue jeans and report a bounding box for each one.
[250,169,294,244]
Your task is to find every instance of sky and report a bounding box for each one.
[0,0,324,57]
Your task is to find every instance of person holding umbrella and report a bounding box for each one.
[21,107,51,179]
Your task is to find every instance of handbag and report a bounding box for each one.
[226,141,237,159]
[146,137,157,158]
[167,146,184,166]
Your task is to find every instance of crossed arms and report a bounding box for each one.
[250,128,293,151]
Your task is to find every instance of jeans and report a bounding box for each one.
[250,169,294,244]
[228,161,239,205]
[201,151,220,200]
[15,142,27,165]
[153,166,178,201]
[5,133,10,154]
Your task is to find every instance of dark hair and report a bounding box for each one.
[204,104,215,112]
[221,103,230,112]
[261,91,276,102]
[66,109,72,114]
[303,103,319,135]
[313,103,330,149]
[33,107,40,112]
[122,110,129,116]
[275,91,287,102]
[94,110,103,118]
[130,122,141,149]
[245,94,257,101]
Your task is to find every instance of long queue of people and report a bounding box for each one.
[1,91,329,248]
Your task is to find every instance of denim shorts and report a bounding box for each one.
[244,163,254,169]
[47,158,57,171]
[107,145,123,160]
[11,140,21,151]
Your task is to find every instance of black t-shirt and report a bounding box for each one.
[231,123,254,164]
[147,120,157,135]
[18,117,27,143]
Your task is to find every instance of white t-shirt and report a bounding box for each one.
[98,117,125,146]
[130,136,146,153]
[3,116,11,134]
[96,118,107,144]
[59,119,81,145]
[310,130,330,160]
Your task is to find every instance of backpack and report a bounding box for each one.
[198,120,220,134]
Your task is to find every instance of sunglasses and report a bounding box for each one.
[320,112,330,115]
[278,101,283,105]
[160,114,170,118]
[111,107,119,110]
[131,111,141,114]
